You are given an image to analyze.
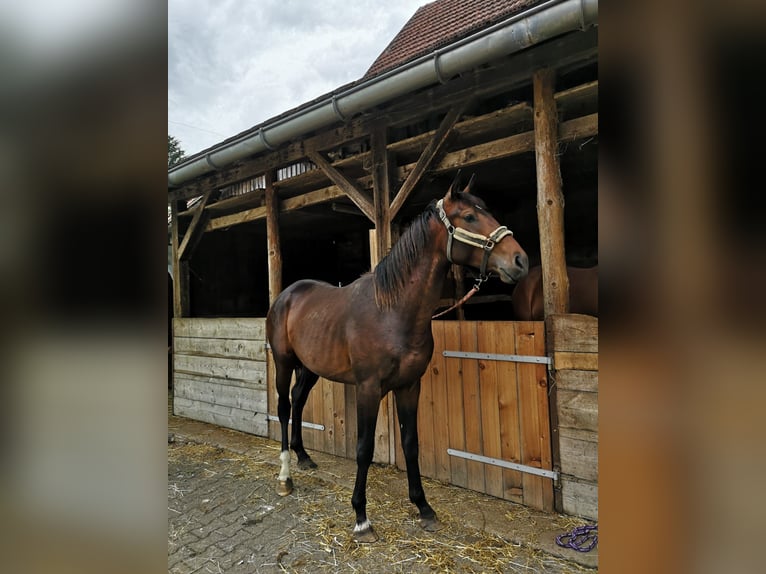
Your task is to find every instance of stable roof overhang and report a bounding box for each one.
[168,0,598,192]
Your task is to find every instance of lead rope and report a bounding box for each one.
[555,523,598,552]
[432,275,487,319]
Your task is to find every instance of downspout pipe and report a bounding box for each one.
[169,0,598,188]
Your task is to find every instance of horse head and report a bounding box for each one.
[436,172,528,284]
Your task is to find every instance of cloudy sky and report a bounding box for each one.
[169,0,427,157]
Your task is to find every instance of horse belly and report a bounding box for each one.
[289,315,354,383]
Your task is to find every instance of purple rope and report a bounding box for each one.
[555,524,598,552]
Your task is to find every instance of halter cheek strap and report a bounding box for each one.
[436,199,514,286]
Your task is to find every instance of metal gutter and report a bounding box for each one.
[168,0,598,189]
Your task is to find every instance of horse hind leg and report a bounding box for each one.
[290,366,320,470]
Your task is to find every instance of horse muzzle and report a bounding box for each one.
[495,251,529,284]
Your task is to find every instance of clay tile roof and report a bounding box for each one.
[364,0,543,79]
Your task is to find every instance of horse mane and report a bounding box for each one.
[373,202,439,309]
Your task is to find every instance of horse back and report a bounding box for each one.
[568,266,598,316]
[512,265,597,320]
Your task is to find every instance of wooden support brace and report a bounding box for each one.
[178,188,213,260]
[307,150,374,222]
[390,101,469,219]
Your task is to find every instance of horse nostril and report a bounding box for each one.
[515,253,528,272]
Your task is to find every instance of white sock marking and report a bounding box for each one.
[353,519,372,533]
[278,450,291,481]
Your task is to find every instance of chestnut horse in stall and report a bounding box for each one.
[511,265,598,320]
[266,173,529,542]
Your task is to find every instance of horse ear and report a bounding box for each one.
[447,169,462,200]
[464,173,476,195]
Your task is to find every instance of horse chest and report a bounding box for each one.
[382,341,432,384]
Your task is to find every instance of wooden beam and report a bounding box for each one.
[390,101,468,219]
[533,68,569,317]
[281,185,346,212]
[306,150,375,222]
[203,113,598,232]
[370,123,392,260]
[205,188,264,212]
[206,204,267,231]
[428,113,597,174]
[205,184,350,231]
[178,188,213,260]
[265,171,282,304]
[170,200,190,317]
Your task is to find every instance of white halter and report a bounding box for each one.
[435,199,513,282]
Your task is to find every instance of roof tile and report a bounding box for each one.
[365,0,543,79]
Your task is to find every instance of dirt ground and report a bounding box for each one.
[168,413,598,573]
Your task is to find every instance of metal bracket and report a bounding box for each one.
[266,415,325,431]
[447,448,558,480]
[443,350,551,365]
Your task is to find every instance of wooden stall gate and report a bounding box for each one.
[267,320,554,512]
[173,318,269,437]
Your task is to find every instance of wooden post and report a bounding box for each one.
[370,123,396,465]
[453,265,466,321]
[170,200,190,317]
[265,170,282,305]
[370,122,393,259]
[533,68,569,317]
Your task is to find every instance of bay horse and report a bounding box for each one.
[266,173,528,542]
[511,265,598,320]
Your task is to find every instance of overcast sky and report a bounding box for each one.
[169,0,427,157]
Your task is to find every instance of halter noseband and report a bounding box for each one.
[435,198,513,289]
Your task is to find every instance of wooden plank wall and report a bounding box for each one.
[173,318,268,436]
[548,314,598,520]
[397,320,554,512]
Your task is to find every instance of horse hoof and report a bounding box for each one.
[419,515,443,532]
[276,478,293,497]
[352,523,379,543]
[297,457,317,470]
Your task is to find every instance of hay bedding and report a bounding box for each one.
[169,441,591,573]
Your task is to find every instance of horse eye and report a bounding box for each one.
[463,213,476,223]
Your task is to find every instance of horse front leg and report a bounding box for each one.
[394,382,441,532]
[290,366,319,469]
[351,384,381,543]
[274,360,295,496]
